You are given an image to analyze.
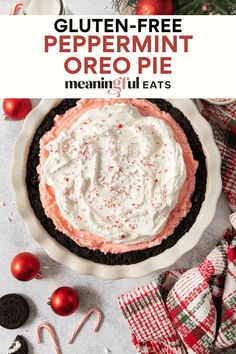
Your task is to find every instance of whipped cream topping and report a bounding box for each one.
[41,103,187,245]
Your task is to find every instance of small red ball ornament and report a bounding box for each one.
[135,0,174,15]
[2,98,32,120]
[11,252,41,281]
[49,287,79,316]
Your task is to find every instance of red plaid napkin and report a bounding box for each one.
[118,101,236,354]
[118,230,236,354]
[196,100,236,210]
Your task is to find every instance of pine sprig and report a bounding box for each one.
[112,0,236,15]
[112,0,136,13]
[176,0,236,15]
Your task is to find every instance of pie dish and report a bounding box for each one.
[12,99,222,279]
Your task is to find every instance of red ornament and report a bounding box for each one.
[2,98,32,120]
[49,287,79,316]
[135,0,174,15]
[11,252,41,281]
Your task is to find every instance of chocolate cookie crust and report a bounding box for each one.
[26,99,207,265]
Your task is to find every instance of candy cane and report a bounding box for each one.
[68,308,103,344]
[36,322,61,354]
[10,3,23,15]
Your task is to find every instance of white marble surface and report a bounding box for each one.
[0,2,234,353]
[0,100,233,353]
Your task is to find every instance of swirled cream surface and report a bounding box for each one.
[38,99,198,254]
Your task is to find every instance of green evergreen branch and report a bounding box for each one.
[112,0,236,15]
[112,0,136,13]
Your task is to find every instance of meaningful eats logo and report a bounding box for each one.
[44,17,193,97]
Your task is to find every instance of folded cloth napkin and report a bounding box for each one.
[196,99,236,210]
[118,229,236,354]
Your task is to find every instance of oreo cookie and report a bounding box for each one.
[7,336,28,354]
[0,294,29,329]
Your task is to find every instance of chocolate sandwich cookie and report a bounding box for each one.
[7,336,28,354]
[0,294,29,329]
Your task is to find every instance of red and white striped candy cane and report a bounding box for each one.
[68,307,103,344]
[10,3,23,15]
[36,322,61,354]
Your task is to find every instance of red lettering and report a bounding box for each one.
[44,35,57,52]
[73,36,86,51]
[117,36,130,52]
[103,36,115,52]
[64,57,81,74]
[59,36,71,52]
[160,57,172,74]
[138,57,151,74]
[100,57,111,74]
[84,57,97,74]
[113,57,130,74]
[179,35,193,52]
[88,36,101,52]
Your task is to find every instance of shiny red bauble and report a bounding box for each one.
[11,252,41,281]
[49,287,79,316]
[2,98,32,120]
[135,0,174,15]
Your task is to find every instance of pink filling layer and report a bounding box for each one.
[38,99,198,254]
